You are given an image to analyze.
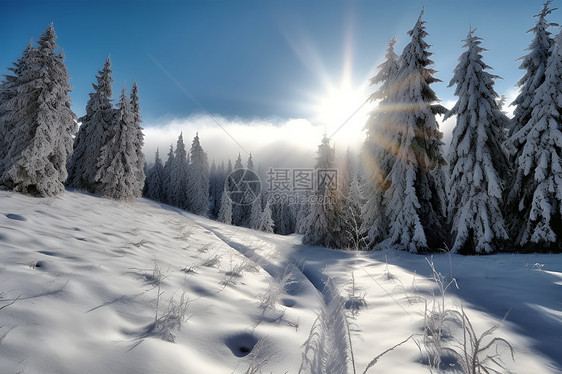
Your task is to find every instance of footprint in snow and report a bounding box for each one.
[225,332,259,357]
[5,213,26,221]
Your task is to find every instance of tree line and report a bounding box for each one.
[0,24,145,201]
[1,1,561,255]
[307,2,562,254]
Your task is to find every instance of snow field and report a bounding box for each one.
[0,191,319,373]
[0,190,561,373]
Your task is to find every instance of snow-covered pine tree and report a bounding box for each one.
[129,81,145,194]
[507,29,562,252]
[258,201,275,233]
[209,160,218,216]
[217,188,233,225]
[231,153,249,226]
[0,24,77,196]
[187,133,209,216]
[361,37,401,249]
[445,29,509,254]
[144,149,165,201]
[94,87,144,200]
[169,133,189,209]
[234,154,243,170]
[67,56,114,192]
[249,197,263,230]
[302,135,342,248]
[162,144,174,204]
[510,0,557,138]
[270,201,295,235]
[382,11,448,253]
[295,192,311,234]
[0,41,34,175]
[209,161,227,218]
[242,153,260,225]
[247,153,254,170]
[341,176,366,250]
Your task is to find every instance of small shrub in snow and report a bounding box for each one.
[421,256,460,370]
[344,271,366,317]
[259,272,292,312]
[420,257,515,373]
[200,253,221,268]
[153,284,191,343]
[452,307,515,374]
[180,264,198,274]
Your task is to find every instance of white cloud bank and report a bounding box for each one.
[143,114,365,169]
[143,88,518,170]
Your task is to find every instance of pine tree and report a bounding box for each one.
[0,24,77,196]
[231,153,251,227]
[295,196,311,234]
[341,176,366,250]
[94,87,144,200]
[361,37,401,249]
[144,149,165,201]
[67,56,114,192]
[209,160,218,216]
[169,133,189,209]
[209,161,227,218]
[302,135,342,248]
[249,197,263,230]
[162,144,174,204]
[129,81,145,194]
[382,11,448,253]
[234,154,243,169]
[510,1,557,138]
[445,29,509,254]
[0,42,34,174]
[187,133,209,215]
[258,201,275,233]
[218,189,233,225]
[247,153,254,170]
[507,29,562,252]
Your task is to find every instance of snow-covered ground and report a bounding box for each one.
[0,190,560,373]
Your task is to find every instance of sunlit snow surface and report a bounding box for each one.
[0,190,560,373]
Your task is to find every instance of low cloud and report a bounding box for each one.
[143,89,517,170]
[143,114,365,170]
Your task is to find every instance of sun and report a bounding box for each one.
[314,80,368,126]
[281,13,377,147]
[310,77,371,143]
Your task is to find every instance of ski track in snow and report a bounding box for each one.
[197,220,353,373]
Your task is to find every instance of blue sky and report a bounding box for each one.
[0,1,553,164]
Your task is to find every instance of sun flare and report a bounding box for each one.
[311,77,371,143]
